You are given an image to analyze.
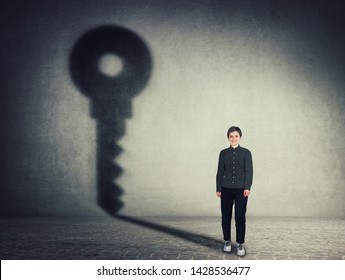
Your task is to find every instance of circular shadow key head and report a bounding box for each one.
[69,25,152,105]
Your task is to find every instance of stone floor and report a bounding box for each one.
[0,216,344,260]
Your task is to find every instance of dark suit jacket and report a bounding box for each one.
[216,145,253,192]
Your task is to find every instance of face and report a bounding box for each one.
[228,131,241,147]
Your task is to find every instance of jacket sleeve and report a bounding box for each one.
[244,150,253,190]
[216,151,225,192]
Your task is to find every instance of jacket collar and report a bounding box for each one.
[229,145,241,150]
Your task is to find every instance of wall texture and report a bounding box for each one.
[1,0,345,217]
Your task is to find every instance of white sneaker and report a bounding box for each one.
[237,243,246,256]
[223,240,231,252]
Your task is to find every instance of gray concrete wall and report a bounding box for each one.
[1,0,345,217]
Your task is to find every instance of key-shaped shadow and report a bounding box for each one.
[69,25,152,215]
[69,25,221,252]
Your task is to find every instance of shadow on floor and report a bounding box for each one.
[115,215,222,250]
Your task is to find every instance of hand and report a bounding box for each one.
[244,189,250,197]
[216,192,221,198]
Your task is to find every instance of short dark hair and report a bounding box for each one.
[227,126,242,138]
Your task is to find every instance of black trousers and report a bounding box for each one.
[221,187,248,244]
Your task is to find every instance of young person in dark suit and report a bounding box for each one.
[216,126,253,256]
